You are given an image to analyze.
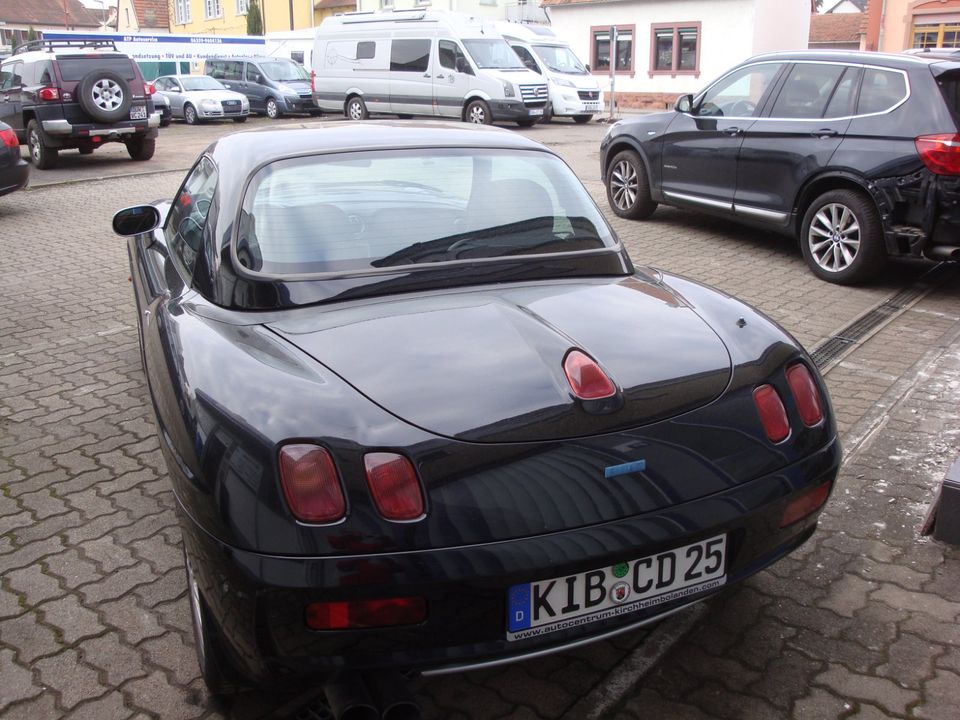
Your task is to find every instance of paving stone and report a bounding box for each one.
[786,628,883,675]
[6,564,63,606]
[935,646,960,674]
[819,574,878,618]
[0,584,22,618]
[130,536,182,575]
[77,535,138,574]
[875,633,941,690]
[0,647,43,712]
[791,687,853,720]
[78,631,148,686]
[142,631,201,686]
[846,557,931,591]
[37,595,103,645]
[44,547,103,590]
[78,563,158,605]
[34,649,107,710]
[122,670,207,719]
[0,612,63,664]
[840,602,907,652]
[424,676,514,718]
[133,567,187,608]
[63,691,131,720]
[98,596,166,644]
[1,689,62,720]
[913,668,960,720]
[871,585,960,624]
[813,663,916,716]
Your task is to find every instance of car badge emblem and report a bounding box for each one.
[604,459,646,479]
[611,582,630,603]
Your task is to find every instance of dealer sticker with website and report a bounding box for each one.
[506,535,726,641]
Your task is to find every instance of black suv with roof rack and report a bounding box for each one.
[0,38,160,169]
[601,50,960,284]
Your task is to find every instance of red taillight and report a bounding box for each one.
[305,597,426,630]
[278,444,346,523]
[144,81,155,95]
[780,481,832,528]
[786,363,824,426]
[0,128,17,148]
[753,384,790,443]
[364,453,424,521]
[915,134,960,175]
[563,350,616,400]
[38,87,60,101]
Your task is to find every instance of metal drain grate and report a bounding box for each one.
[809,263,955,369]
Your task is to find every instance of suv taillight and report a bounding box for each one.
[144,81,155,95]
[915,134,960,175]
[38,87,60,101]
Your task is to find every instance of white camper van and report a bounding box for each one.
[496,22,603,123]
[312,10,549,126]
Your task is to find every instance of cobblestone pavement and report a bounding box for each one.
[1,121,958,719]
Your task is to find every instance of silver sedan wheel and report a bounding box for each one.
[807,202,861,273]
[610,159,639,212]
[92,78,124,112]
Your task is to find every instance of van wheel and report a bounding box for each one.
[516,118,537,127]
[346,96,368,120]
[800,189,885,285]
[540,105,553,124]
[573,114,593,124]
[266,98,281,119]
[465,100,492,125]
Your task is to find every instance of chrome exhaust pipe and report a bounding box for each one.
[925,246,960,261]
[367,672,422,720]
[324,673,379,720]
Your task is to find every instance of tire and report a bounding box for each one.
[573,114,593,124]
[606,149,657,220]
[540,104,553,124]
[183,104,199,125]
[396,114,414,119]
[465,99,492,125]
[184,547,243,695]
[77,142,95,155]
[232,116,248,123]
[126,136,155,161]
[800,189,885,285]
[516,118,537,127]
[160,116,172,128]
[345,96,368,120]
[76,70,132,123]
[27,120,58,170]
[265,97,280,119]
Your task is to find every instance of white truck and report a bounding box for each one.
[312,9,549,126]
[496,22,603,124]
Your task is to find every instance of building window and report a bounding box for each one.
[912,21,960,49]
[380,0,394,8]
[591,25,634,74]
[237,0,249,14]
[650,23,701,77]
[205,0,222,20]
[174,0,191,24]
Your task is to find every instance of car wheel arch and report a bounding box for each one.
[793,173,880,239]
[604,138,654,186]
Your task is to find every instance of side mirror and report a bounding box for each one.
[674,94,693,113]
[113,205,161,237]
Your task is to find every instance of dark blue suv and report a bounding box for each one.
[601,51,960,284]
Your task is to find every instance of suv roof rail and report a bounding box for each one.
[13,37,118,56]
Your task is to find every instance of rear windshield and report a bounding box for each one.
[57,56,137,82]
[236,148,615,276]
[938,71,960,124]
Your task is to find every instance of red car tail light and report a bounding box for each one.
[563,350,616,400]
[305,597,427,630]
[0,128,17,148]
[364,453,424,521]
[786,363,824,426]
[753,385,790,443]
[278,444,346,523]
[915,134,960,175]
[780,481,832,528]
[144,81,156,95]
[38,87,60,101]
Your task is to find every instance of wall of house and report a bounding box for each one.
[170,0,317,35]
[752,0,810,55]
[546,0,759,108]
[877,0,960,52]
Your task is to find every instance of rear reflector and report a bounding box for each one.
[0,128,16,148]
[305,597,427,630]
[563,350,616,400]
[780,482,832,528]
[38,87,60,101]
[915,134,960,175]
[786,363,824,426]
[753,385,790,443]
[278,444,346,523]
[364,453,424,521]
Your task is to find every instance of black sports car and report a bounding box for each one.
[113,122,840,702]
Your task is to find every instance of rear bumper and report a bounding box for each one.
[41,115,159,144]
[181,435,841,684]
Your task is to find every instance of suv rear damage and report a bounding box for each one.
[0,38,160,170]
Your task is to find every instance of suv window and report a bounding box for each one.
[770,63,845,119]
[58,57,136,82]
[391,39,431,73]
[823,67,860,118]
[209,60,242,81]
[0,62,22,90]
[166,157,219,281]
[857,68,907,115]
[939,71,959,123]
[697,63,783,118]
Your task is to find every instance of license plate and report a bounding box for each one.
[528,108,543,116]
[506,535,726,641]
[130,105,147,120]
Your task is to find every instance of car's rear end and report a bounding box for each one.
[0,121,28,197]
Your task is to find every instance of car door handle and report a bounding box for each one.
[423,72,431,78]
[722,127,742,136]
[436,73,445,79]
[813,129,839,139]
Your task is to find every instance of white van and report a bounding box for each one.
[496,22,603,124]
[312,9,549,126]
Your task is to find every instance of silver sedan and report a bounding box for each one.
[154,75,250,125]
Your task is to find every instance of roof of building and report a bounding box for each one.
[810,11,864,44]
[824,0,867,12]
[130,0,168,29]
[0,0,102,28]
